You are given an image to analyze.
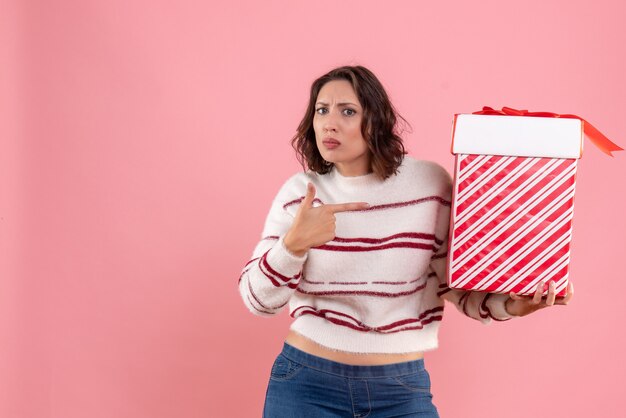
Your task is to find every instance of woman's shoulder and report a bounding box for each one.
[401,155,452,187]
[283,169,320,188]
[273,169,318,201]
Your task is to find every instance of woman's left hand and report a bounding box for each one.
[504,280,574,317]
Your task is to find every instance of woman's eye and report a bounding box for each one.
[315,108,356,116]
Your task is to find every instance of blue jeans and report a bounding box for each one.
[263,342,440,417]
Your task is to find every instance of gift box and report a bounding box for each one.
[447,107,621,297]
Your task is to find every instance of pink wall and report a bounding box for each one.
[2,1,625,417]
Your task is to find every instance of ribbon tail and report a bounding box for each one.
[581,120,623,157]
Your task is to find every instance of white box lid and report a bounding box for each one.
[452,114,583,158]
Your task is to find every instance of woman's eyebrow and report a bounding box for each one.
[315,101,359,107]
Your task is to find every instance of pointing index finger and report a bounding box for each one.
[325,202,370,213]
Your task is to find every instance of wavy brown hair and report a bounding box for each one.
[291,65,411,181]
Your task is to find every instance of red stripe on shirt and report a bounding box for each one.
[480,293,511,321]
[260,251,301,283]
[290,305,444,333]
[258,253,299,289]
[247,278,288,311]
[314,242,437,252]
[332,232,444,246]
[283,197,324,209]
[296,281,428,297]
[437,288,452,297]
[283,195,451,211]
[246,295,275,315]
[261,232,444,246]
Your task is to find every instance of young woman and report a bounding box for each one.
[238,65,573,417]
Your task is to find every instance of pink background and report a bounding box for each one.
[2,1,625,417]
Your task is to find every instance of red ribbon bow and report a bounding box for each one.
[472,106,623,157]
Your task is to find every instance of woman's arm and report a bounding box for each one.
[237,176,308,317]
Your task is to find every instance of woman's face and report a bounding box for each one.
[313,79,371,176]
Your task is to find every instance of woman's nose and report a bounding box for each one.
[324,109,340,131]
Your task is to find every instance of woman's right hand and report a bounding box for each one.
[283,182,370,257]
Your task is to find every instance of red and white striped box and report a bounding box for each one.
[447,114,584,297]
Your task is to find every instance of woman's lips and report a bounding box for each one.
[322,139,340,149]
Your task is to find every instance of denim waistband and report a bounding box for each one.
[280,342,426,378]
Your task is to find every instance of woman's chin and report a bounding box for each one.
[319,154,337,164]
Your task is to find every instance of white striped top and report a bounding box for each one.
[238,155,512,354]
